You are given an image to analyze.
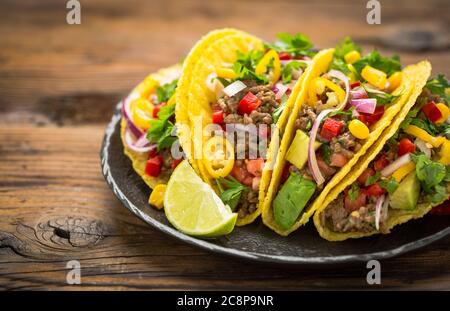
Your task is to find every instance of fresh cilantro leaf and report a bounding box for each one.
[365,172,381,186]
[328,109,353,118]
[364,86,402,105]
[400,107,421,131]
[218,177,248,211]
[334,37,362,60]
[156,80,178,103]
[147,104,176,151]
[353,50,401,76]
[425,74,449,104]
[232,50,268,84]
[409,117,440,136]
[428,184,448,204]
[379,177,399,195]
[281,61,307,84]
[265,33,315,57]
[411,154,446,192]
[348,183,360,201]
[272,95,288,123]
[320,143,332,165]
[330,58,350,75]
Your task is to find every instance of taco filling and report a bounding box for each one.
[273,38,406,230]
[203,33,316,218]
[122,75,183,181]
[321,76,450,233]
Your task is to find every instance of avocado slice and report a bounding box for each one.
[274,173,316,229]
[285,130,321,170]
[389,172,420,210]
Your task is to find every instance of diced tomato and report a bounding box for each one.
[422,101,442,123]
[238,92,261,115]
[278,52,291,60]
[350,82,361,89]
[430,200,450,215]
[281,164,290,183]
[359,106,385,126]
[212,110,224,124]
[374,154,390,171]
[317,156,336,177]
[330,153,348,168]
[171,157,182,170]
[344,191,367,211]
[363,183,386,197]
[145,155,163,177]
[320,118,344,141]
[246,158,265,177]
[148,146,158,158]
[231,164,253,186]
[152,102,166,118]
[397,138,415,156]
[357,168,375,185]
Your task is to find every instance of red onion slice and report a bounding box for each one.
[350,98,377,114]
[124,126,155,153]
[308,108,334,185]
[381,153,411,177]
[121,98,144,138]
[275,83,289,100]
[350,87,368,99]
[375,195,386,231]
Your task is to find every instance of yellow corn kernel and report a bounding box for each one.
[439,139,450,165]
[136,77,159,99]
[361,65,387,89]
[404,125,445,148]
[435,103,450,123]
[351,211,360,218]
[149,184,166,209]
[216,67,236,79]
[392,162,416,182]
[349,119,370,139]
[344,50,361,64]
[387,72,402,93]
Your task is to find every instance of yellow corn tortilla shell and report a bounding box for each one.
[178,29,312,226]
[262,52,421,236]
[313,61,447,242]
[121,64,182,189]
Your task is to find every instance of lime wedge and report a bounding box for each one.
[164,160,237,237]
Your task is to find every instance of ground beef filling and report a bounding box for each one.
[237,188,259,218]
[321,195,389,234]
[218,83,278,126]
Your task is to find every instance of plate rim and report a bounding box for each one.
[100,103,450,265]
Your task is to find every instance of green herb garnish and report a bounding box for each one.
[218,177,248,211]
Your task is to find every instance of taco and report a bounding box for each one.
[121,64,183,198]
[176,29,319,225]
[314,65,450,241]
[262,38,420,235]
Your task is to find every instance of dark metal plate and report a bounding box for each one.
[101,104,450,265]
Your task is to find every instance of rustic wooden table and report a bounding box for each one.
[1,0,449,290]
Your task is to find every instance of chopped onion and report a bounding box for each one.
[223,80,247,97]
[328,70,350,110]
[124,127,155,153]
[275,83,289,100]
[308,109,334,185]
[205,72,218,93]
[381,153,411,177]
[121,98,144,138]
[350,87,368,99]
[415,138,431,158]
[375,195,389,231]
[350,98,377,114]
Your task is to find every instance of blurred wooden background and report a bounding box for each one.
[0,0,449,290]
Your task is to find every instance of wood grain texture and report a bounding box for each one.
[0,0,449,290]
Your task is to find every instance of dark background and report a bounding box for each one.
[0,0,449,290]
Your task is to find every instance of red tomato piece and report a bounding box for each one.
[397,138,415,156]
[145,155,163,177]
[330,153,348,168]
[231,164,253,186]
[238,92,261,115]
[246,158,265,177]
[320,118,343,141]
[344,191,367,211]
[350,82,361,89]
[317,156,337,177]
[152,102,166,118]
[364,183,386,196]
[422,101,442,123]
[374,154,390,171]
[357,168,375,185]
[278,52,291,60]
[212,110,224,124]
[359,106,385,126]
